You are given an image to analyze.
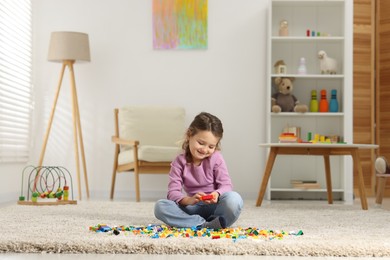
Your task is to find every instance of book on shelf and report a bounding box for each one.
[291,180,321,189]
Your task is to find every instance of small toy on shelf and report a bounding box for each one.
[319,89,329,112]
[307,30,330,37]
[297,57,307,75]
[274,60,287,74]
[272,77,308,113]
[307,133,343,144]
[329,89,339,112]
[279,132,298,143]
[279,20,289,36]
[318,50,338,74]
[310,90,319,112]
[279,126,301,143]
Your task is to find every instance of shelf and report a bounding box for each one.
[271,74,344,79]
[272,0,344,6]
[270,188,344,192]
[271,112,344,117]
[272,36,344,42]
[266,0,352,202]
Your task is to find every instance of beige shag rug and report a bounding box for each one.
[0,200,389,256]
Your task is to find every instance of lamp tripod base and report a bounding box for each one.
[36,60,90,200]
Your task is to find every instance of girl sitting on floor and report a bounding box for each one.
[154,112,243,229]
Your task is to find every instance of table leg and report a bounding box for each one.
[256,147,278,206]
[376,177,387,205]
[351,149,368,210]
[323,155,333,204]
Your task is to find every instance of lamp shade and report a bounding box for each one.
[48,31,91,62]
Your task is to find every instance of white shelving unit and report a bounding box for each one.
[265,0,353,201]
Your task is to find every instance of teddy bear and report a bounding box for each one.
[271,77,308,113]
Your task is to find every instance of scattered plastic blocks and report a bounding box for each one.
[89,224,303,241]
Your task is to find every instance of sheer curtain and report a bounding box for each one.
[0,0,32,162]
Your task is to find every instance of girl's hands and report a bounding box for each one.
[179,191,220,206]
[208,191,219,204]
[179,194,200,206]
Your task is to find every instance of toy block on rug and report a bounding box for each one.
[89,224,303,241]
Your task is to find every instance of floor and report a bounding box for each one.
[1,197,389,260]
[4,255,389,260]
[2,255,389,260]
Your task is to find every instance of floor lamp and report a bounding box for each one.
[36,31,91,200]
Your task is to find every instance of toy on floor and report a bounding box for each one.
[18,166,77,206]
[89,224,303,241]
[375,156,390,205]
[375,156,390,174]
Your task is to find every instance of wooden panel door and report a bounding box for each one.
[376,0,390,196]
[353,0,376,196]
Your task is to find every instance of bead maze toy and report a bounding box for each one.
[17,166,77,206]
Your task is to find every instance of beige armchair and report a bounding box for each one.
[110,106,185,201]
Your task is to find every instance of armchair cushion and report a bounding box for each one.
[117,106,185,161]
[118,145,181,165]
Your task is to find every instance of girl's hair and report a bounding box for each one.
[182,112,224,163]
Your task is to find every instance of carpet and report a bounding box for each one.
[0,200,389,256]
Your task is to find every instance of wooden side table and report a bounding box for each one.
[376,174,390,205]
[257,143,378,210]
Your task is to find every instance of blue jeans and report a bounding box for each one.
[154,191,243,228]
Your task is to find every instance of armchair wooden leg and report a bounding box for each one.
[110,168,117,200]
[110,146,119,200]
[135,171,140,202]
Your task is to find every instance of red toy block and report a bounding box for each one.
[200,194,213,200]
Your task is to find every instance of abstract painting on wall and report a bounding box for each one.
[153,0,208,50]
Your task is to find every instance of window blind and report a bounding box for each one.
[0,0,32,162]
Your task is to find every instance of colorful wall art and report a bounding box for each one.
[153,0,208,49]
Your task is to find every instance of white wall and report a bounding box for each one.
[1,0,268,203]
